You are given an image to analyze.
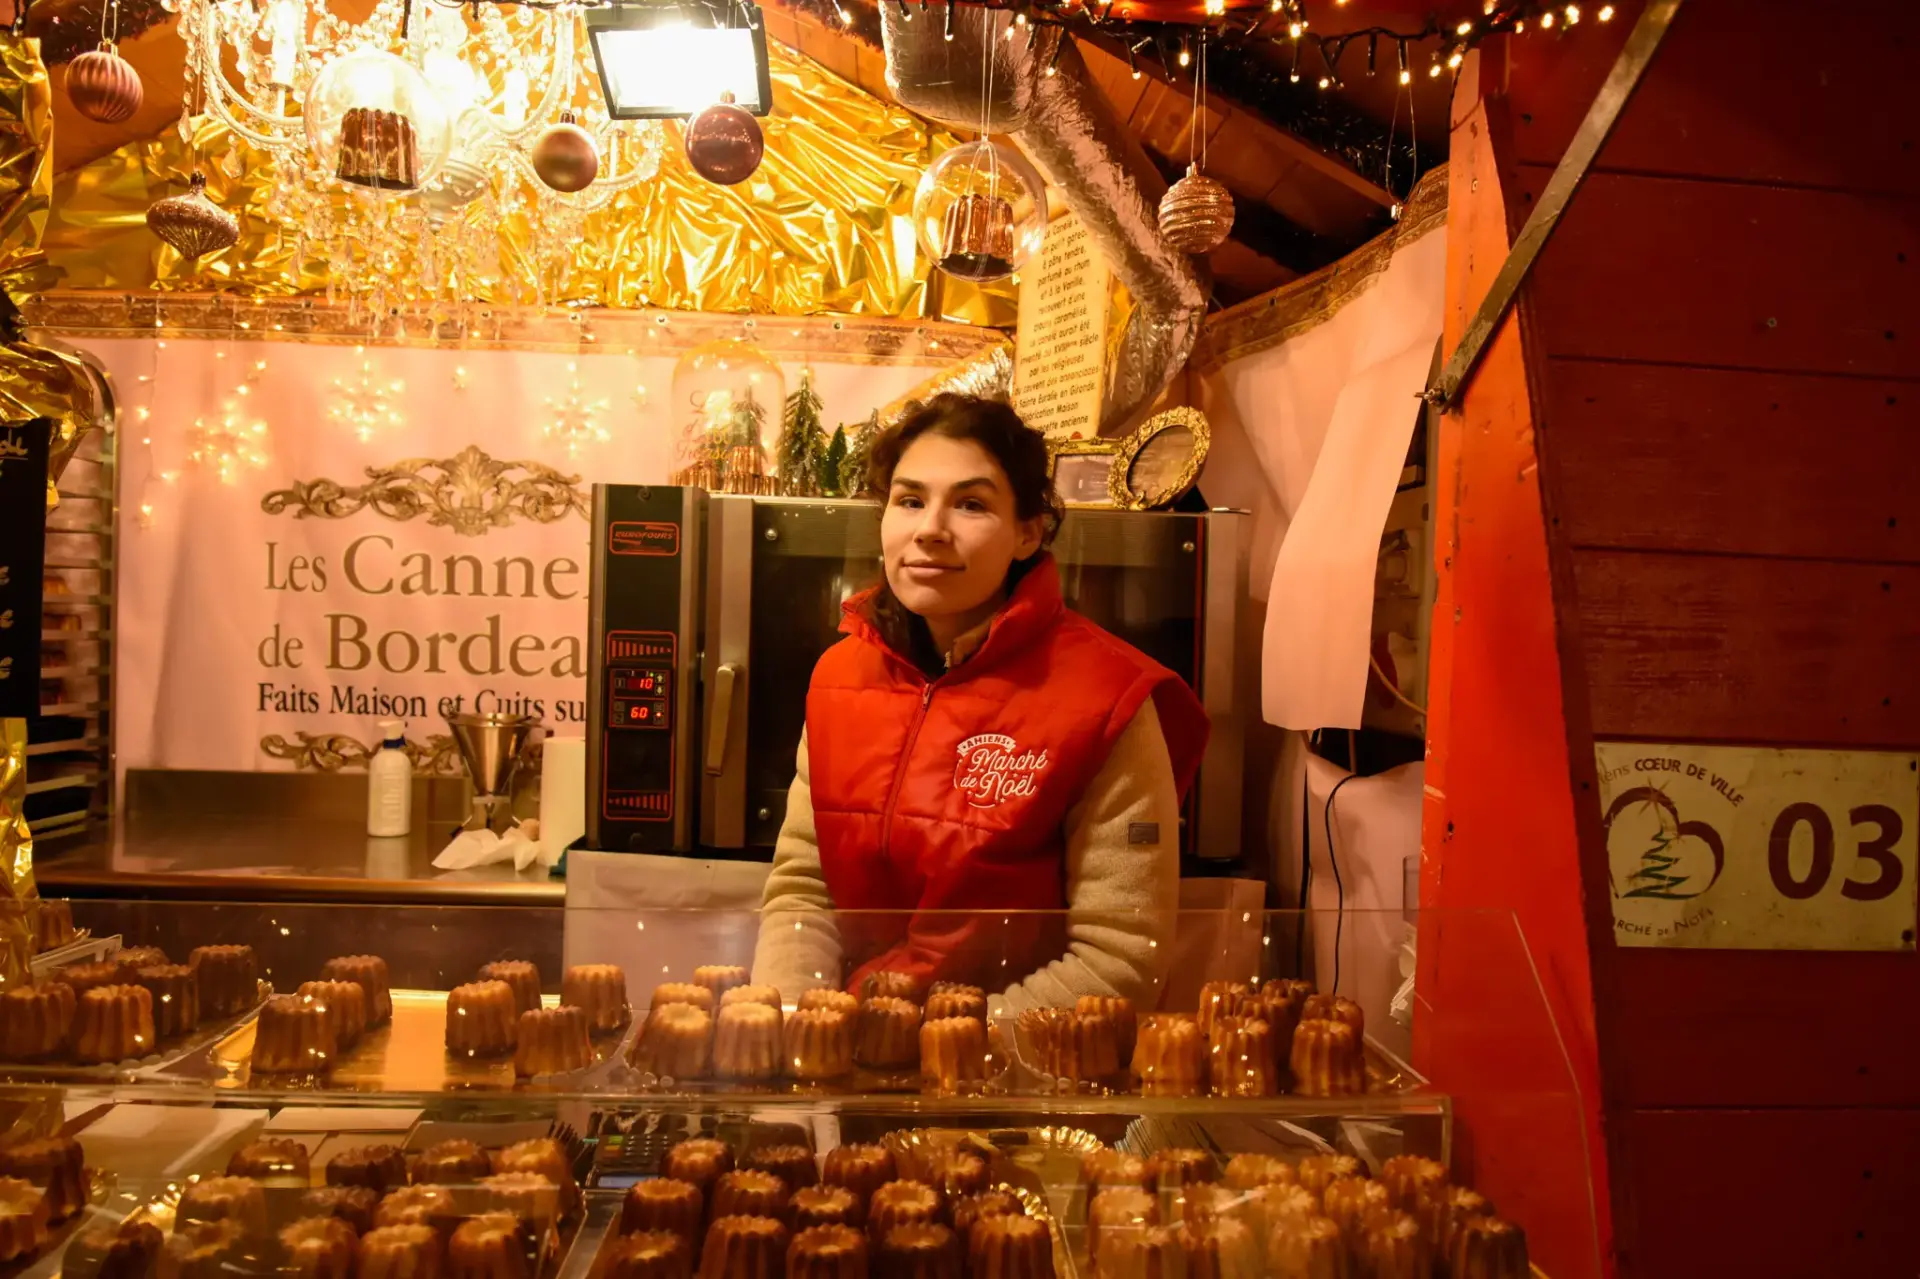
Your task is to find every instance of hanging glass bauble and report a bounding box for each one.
[669,339,786,494]
[532,111,599,193]
[911,140,1048,283]
[683,93,765,187]
[303,51,452,192]
[66,41,143,123]
[145,172,239,259]
[1158,163,1235,254]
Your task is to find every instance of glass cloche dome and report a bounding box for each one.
[911,139,1049,283]
[669,339,787,494]
[304,50,454,192]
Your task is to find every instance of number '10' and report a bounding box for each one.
[1767,803,1906,901]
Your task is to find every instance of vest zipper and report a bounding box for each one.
[879,681,936,863]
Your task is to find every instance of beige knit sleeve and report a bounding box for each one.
[749,729,846,999]
[995,698,1181,1014]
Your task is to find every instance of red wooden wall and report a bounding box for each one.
[1431,2,1920,1275]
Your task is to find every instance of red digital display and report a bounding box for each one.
[611,696,668,729]
[612,670,662,695]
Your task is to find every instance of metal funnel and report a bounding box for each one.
[447,711,540,832]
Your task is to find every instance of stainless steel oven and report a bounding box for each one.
[586,486,1246,860]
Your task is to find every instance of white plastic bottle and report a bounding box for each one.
[366,719,413,837]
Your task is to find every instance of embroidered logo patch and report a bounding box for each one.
[954,733,1051,809]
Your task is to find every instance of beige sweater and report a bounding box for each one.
[750,699,1181,1013]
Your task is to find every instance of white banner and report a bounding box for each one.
[69,336,945,776]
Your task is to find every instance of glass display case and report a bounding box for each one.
[0,900,1597,1279]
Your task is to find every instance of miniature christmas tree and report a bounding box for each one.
[776,371,825,496]
[819,425,848,497]
[839,409,881,497]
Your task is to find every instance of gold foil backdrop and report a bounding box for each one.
[0,721,34,986]
[39,42,1017,326]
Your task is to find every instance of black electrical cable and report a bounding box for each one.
[1324,772,1359,995]
[1295,763,1312,978]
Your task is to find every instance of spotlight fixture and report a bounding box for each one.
[587,1,773,119]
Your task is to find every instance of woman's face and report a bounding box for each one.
[882,432,1045,635]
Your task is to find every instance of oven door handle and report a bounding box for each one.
[704,662,741,775]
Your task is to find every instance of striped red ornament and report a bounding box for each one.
[66,41,143,124]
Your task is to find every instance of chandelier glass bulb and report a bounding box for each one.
[302,50,453,192]
[911,139,1048,283]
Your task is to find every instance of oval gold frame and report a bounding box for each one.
[1107,406,1211,510]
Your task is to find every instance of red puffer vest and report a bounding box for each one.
[806,554,1209,995]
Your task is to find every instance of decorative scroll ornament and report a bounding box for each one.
[260,444,588,535]
[261,731,462,774]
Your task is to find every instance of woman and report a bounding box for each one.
[750,393,1208,1012]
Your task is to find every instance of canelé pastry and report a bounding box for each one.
[968,1213,1051,1279]
[53,961,124,999]
[493,1138,579,1216]
[1146,1149,1217,1188]
[867,1182,942,1241]
[298,980,369,1050]
[1082,1150,1153,1194]
[950,1190,1022,1249]
[1208,1017,1279,1098]
[1028,1007,1125,1083]
[791,1186,861,1230]
[1292,1019,1366,1098]
[446,981,518,1059]
[162,1220,247,1279]
[1301,995,1364,1037]
[712,1003,782,1081]
[742,1145,817,1192]
[796,989,858,1017]
[253,993,338,1073]
[1419,1187,1490,1263]
[1085,1187,1159,1263]
[71,984,155,1063]
[1195,981,1251,1037]
[697,1215,787,1279]
[228,1137,310,1181]
[926,985,987,1023]
[178,1174,269,1238]
[64,1218,162,1279]
[621,1179,704,1248]
[920,1015,989,1089]
[719,985,782,1011]
[711,1170,788,1224]
[0,983,73,1060]
[1362,1211,1430,1279]
[133,965,199,1038]
[1253,1185,1322,1236]
[302,1186,380,1234]
[335,106,419,189]
[651,984,717,1015]
[113,947,169,978]
[377,1185,463,1232]
[607,1231,692,1279]
[1222,1154,1295,1191]
[281,1217,359,1279]
[923,1150,989,1199]
[33,899,74,953]
[690,966,749,1001]
[356,1224,443,1279]
[1380,1156,1447,1213]
[1178,1217,1259,1279]
[858,971,925,1002]
[663,1139,734,1200]
[1076,995,1137,1063]
[329,1144,410,1194]
[415,1139,494,1184]
[448,1212,531,1279]
[783,1008,854,1081]
[1131,1015,1205,1097]
[787,1224,867,1279]
[1321,1177,1389,1258]
[1451,1216,1526,1279]
[320,955,393,1026]
[876,1223,959,1278]
[1295,1154,1363,1200]
[476,962,542,1017]
[0,1177,48,1262]
[480,1173,561,1234]
[514,1006,593,1077]
[1252,983,1311,1074]
[562,964,629,1033]
[854,997,921,1069]
[634,1005,713,1080]
[1268,1216,1345,1279]
[821,1144,894,1213]
[189,945,259,1018]
[1095,1224,1183,1279]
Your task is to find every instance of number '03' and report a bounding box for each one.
[1766,803,1906,901]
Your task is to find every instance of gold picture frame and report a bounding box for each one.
[1108,407,1211,510]
[1046,437,1123,509]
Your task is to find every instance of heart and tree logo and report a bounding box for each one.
[1604,786,1726,901]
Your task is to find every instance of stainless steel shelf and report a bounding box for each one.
[24,736,104,757]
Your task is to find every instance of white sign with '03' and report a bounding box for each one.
[1598,742,1920,951]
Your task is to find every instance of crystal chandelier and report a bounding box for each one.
[177,0,666,320]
